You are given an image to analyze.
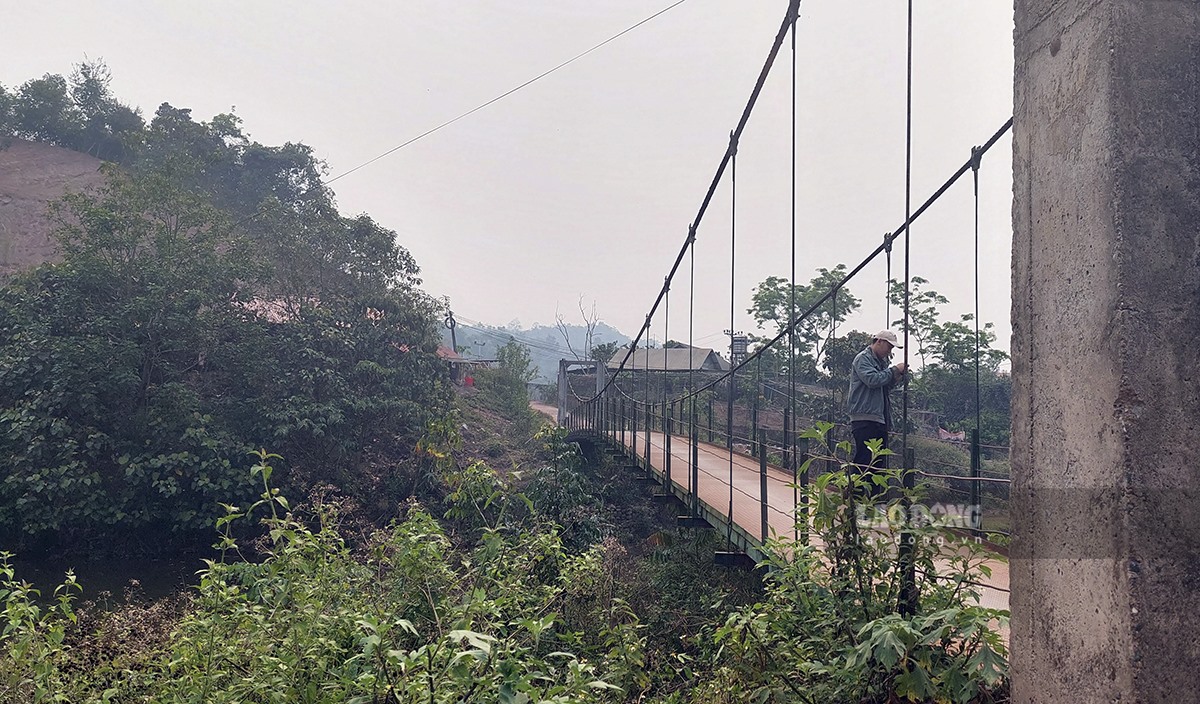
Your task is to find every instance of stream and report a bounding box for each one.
[10,553,206,603]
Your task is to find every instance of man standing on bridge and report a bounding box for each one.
[847,330,908,477]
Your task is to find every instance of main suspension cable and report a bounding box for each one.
[636,116,1012,409]
[569,116,1012,411]
[594,0,804,399]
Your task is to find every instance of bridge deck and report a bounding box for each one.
[610,427,1010,612]
[531,403,1009,612]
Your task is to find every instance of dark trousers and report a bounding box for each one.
[850,420,888,501]
[851,420,888,469]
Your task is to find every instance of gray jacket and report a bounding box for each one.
[847,346,898,425]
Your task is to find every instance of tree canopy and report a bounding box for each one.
[747,266,860,368]
[0,63,451,552]
[745,268,1012,444]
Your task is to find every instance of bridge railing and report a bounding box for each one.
[561,372,1010,541]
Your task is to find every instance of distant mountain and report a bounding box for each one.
[444,319,631,383]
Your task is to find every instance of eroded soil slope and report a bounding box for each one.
[0,138,104,277]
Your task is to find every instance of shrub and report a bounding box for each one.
[683,423,1009,703]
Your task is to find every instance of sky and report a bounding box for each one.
[4,1,1015,363]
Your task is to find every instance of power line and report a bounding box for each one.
[454,318,581,358]
[456,324,574,357]
[324,0,691,185]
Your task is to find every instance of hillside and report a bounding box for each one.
[0,138,105,277]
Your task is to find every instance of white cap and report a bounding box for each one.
[874,330,903,348]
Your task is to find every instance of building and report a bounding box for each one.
[605,345,731,373]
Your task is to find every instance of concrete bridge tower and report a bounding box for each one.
[1012,1,1200,700]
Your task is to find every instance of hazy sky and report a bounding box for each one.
[5,1,1015,361]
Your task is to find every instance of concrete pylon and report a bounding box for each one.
[1012,2,1200,701]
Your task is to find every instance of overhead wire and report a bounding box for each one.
[454,319,578,357]
[325,0,692,185]
[221,1,692,235]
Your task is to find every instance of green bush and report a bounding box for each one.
[0,419,1011,703]
[682,424,1009,703]
[475,340,538,430]
[0,167,449,552]
[0,450,648,702]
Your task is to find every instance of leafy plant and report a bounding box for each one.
[687,422,1009,703]
[0,553,80,702]
[0,106,450,551]
[142,453,645,703]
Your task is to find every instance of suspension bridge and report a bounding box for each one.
[524,1,1200,699]
[528,2,1200,700]
[526,0,1014,612]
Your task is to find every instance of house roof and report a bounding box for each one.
[606,346,730,372]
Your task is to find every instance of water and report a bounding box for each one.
[9,553,206,602]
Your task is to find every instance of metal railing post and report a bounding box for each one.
[898,446,918,616]
[759,427,769,543]
[799,436,810,544]
[783,405,792,473]
[665,405,673,489]
[970,428,982,533]
[621,397,627,450]
[707,396,714,443]
[751,404,759,458]
[726,378,735,450]
[602,397,608,441]
[631,399,639,463]
[645,402,652,470]
[690,398,699,512]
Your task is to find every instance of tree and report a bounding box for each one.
[496,339,537,386]
[887,276,948,368]
[748,265,860,373]
[476,339,538,427]
[589,340,620,365]
[821,330,875,379]
[131,101,427,312]
[4,61,143,161]
[0,169,262,548]
[12,73,81,147]
[0,85,450,550]
[883,276,1012,443]
[0,83,14,139]
[926,314,1008,373]
[68,59,144,161]
[554,297,600,360]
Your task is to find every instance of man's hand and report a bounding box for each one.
[893,362,908,376]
